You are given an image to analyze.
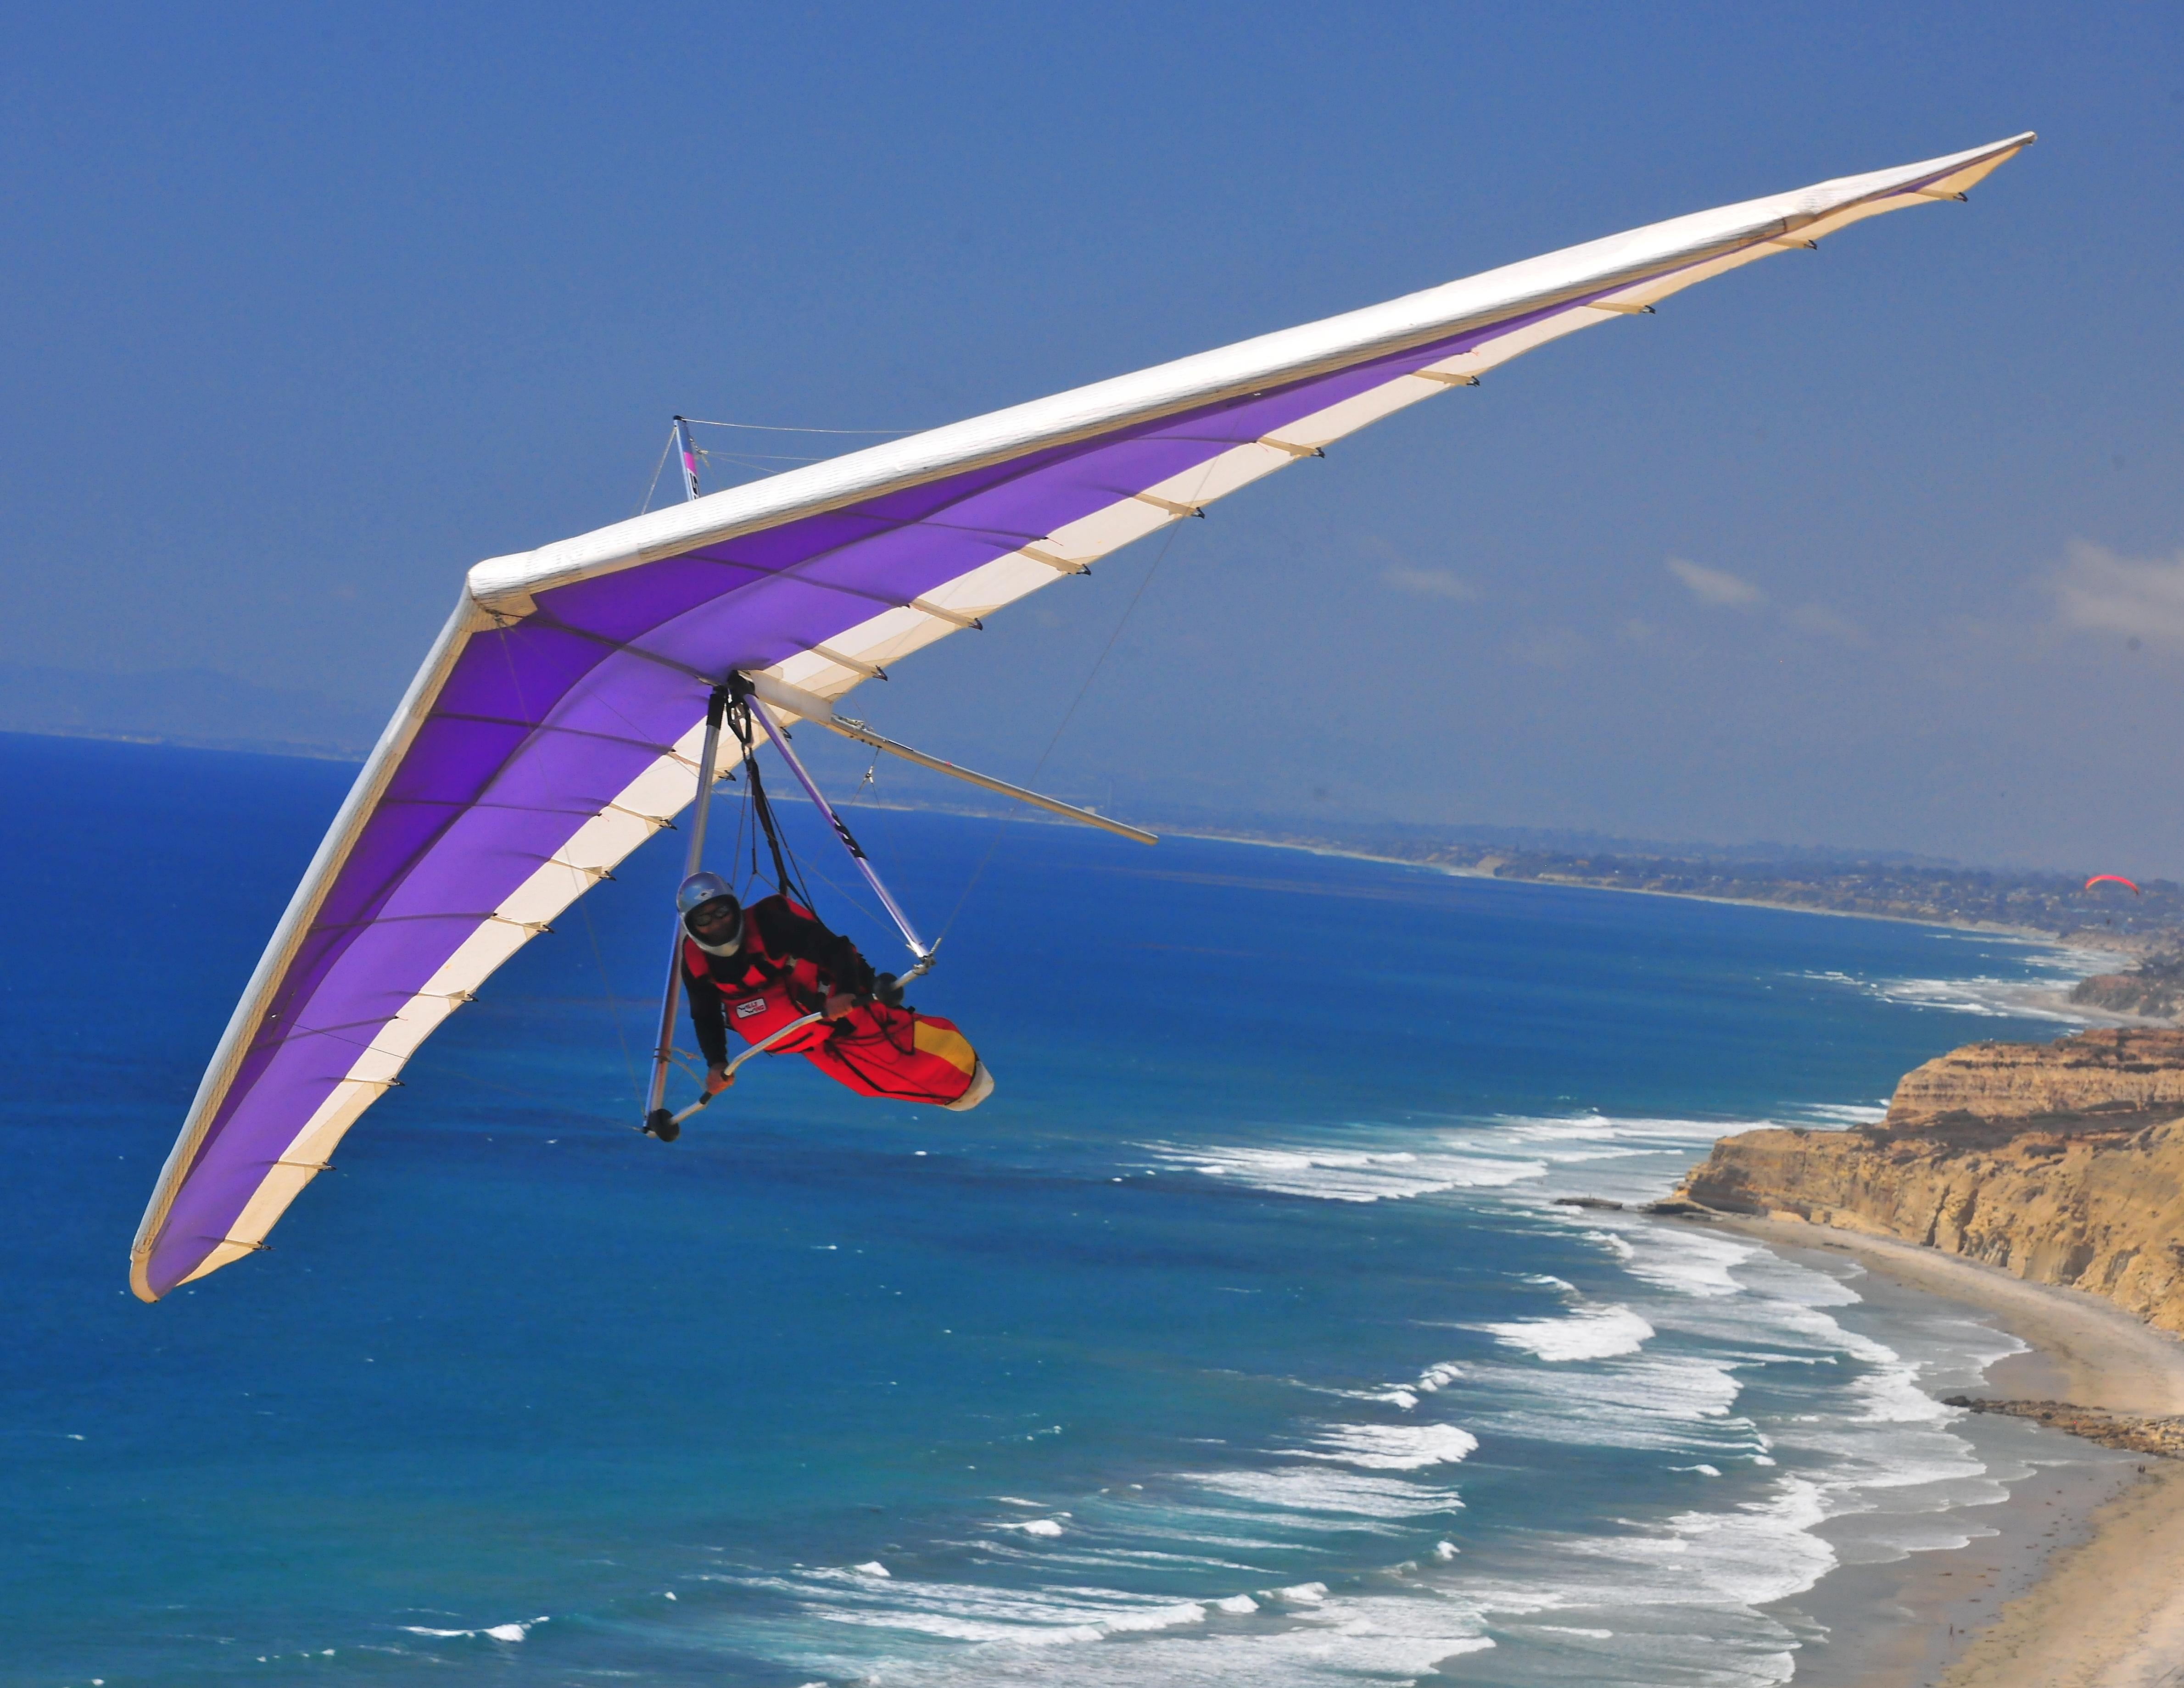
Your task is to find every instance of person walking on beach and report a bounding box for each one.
[676,873,993,1111]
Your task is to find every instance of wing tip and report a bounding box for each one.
[1972,130,2038,167]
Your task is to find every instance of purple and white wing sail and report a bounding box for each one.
[131,132,2031,1299]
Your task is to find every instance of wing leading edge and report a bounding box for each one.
[131,132,2032,1299]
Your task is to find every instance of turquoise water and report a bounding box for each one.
[0,735,2095,1686]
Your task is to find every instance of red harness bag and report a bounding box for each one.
[802,1000,983,1106]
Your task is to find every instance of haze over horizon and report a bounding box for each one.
[4,5,2178,873]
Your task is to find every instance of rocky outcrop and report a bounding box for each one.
[1942,1398,2184,1457]
[1679,1029,2184,1334]
[2072,956,2184,1022]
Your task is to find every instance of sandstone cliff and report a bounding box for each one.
[1680,1029,2184,1334]
[1885,1028,2184,1127]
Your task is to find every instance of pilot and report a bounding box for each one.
[675,872,992,1114]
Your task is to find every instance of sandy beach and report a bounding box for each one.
[1714,1217,2184,1686]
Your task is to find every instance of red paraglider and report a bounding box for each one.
[2085,875,2142,895]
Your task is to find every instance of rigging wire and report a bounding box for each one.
[680,417,916,435]
[794,854,891,934]
[693,446,831,464]
[633,424,678,517]
[574,889,641,1106]
[931,461,1215,948]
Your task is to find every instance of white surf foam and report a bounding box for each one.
[740,1556,1498,1685]
[1292,1421,1478,1470]
[398,1617,545,1643]
[1482,1303,1654,1361]
[1573,1472,1837,1609]
[1801,958,2111,1025]
[1146,1138,1547,1202]
[1458,1351,1753,1453]
[1183,1464,1463,1524]
[1616,1224,1759,1300]
[1146,1109,1779,1220]
[1797,1101,1890,1128]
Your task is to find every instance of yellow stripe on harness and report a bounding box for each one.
[912,1020,979,1077]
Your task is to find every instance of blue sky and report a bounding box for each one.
[3,3,2179,870]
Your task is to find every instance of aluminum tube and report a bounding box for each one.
[748,700,930,962]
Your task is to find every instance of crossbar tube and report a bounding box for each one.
[737,672,1155,844]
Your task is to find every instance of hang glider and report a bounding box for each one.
[131,131,2033,1301]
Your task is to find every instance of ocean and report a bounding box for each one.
[0,733,2110,1686]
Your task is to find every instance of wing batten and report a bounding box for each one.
[133,132,2033,1299]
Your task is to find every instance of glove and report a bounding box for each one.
[874,972,905,1008]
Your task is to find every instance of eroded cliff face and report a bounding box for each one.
[1885,1028,2184,1127]
[1682,1029,2184,1333]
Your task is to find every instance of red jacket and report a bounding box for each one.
[681,895,877,1065]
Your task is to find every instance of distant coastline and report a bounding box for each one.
[19,723,2178,983]
[0,665,383,763]
[1,723,369,763]
[1174,827,2072,943]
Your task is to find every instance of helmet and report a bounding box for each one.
[676,872,737,919]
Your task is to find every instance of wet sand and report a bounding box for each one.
[1715,1218,2184,1686]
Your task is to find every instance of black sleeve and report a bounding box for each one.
[754,900,878,998]
[683,956,730,1067]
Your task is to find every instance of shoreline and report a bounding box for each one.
[1174,827,2119,952]
[1709,1215,2184,1686]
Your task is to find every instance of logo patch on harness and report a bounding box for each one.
[734,998,770,1019]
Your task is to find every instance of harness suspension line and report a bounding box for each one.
[729,701,809,905]
[731,677,934,980]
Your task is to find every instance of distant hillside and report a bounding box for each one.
[0,666,379,759]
